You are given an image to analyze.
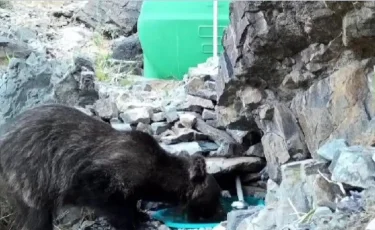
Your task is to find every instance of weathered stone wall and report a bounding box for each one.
[218,1,375,183]
[218,1,375,229]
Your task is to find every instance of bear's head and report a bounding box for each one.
[185,155,226,222]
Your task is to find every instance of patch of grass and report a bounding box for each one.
[93,31,105,48]
[91,29,139,86]
[91,29,112,82]
[96,68,109,82]
[5,52,13,65]
[95,51,111,82]
[0,52,14,68]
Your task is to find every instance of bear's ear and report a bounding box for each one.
[189,155,207,183]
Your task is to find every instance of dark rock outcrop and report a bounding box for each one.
[0,53,99,126]
[76,0,142,38]
[111,33,143,61]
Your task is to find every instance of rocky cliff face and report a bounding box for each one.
[218,1,375,182]
[218,1,375,229]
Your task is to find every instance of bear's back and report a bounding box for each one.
[0,104,122,204]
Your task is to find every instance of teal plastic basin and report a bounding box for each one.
[151,196,265,229]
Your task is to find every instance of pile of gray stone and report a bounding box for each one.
[231,139,375,230]
[89,57,267,199]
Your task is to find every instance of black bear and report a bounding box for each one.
[0,104,224,230]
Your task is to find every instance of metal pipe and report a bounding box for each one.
[235,176,244,202]
[231,176,248,210]
[213,0,218,62]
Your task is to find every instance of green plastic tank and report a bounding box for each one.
[137,0,230,80]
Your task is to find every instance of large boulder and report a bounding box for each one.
[111,33,142,61]
[53,55,99,107]
[329,146,375,189]
[247,160,342,230]
[260,103,309,182]
[76,0,142,38]
[291,60,375,157]
[343,5,375,49]
[0,54,58,126]
[0,36,31,59]
[0,53,99,126]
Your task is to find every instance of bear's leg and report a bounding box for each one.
[22,207,53,230]
[101,203,136,230]
[10,194,53,230]
[94,193,139,230]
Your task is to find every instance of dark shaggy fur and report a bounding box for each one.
[0,104,224,230]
